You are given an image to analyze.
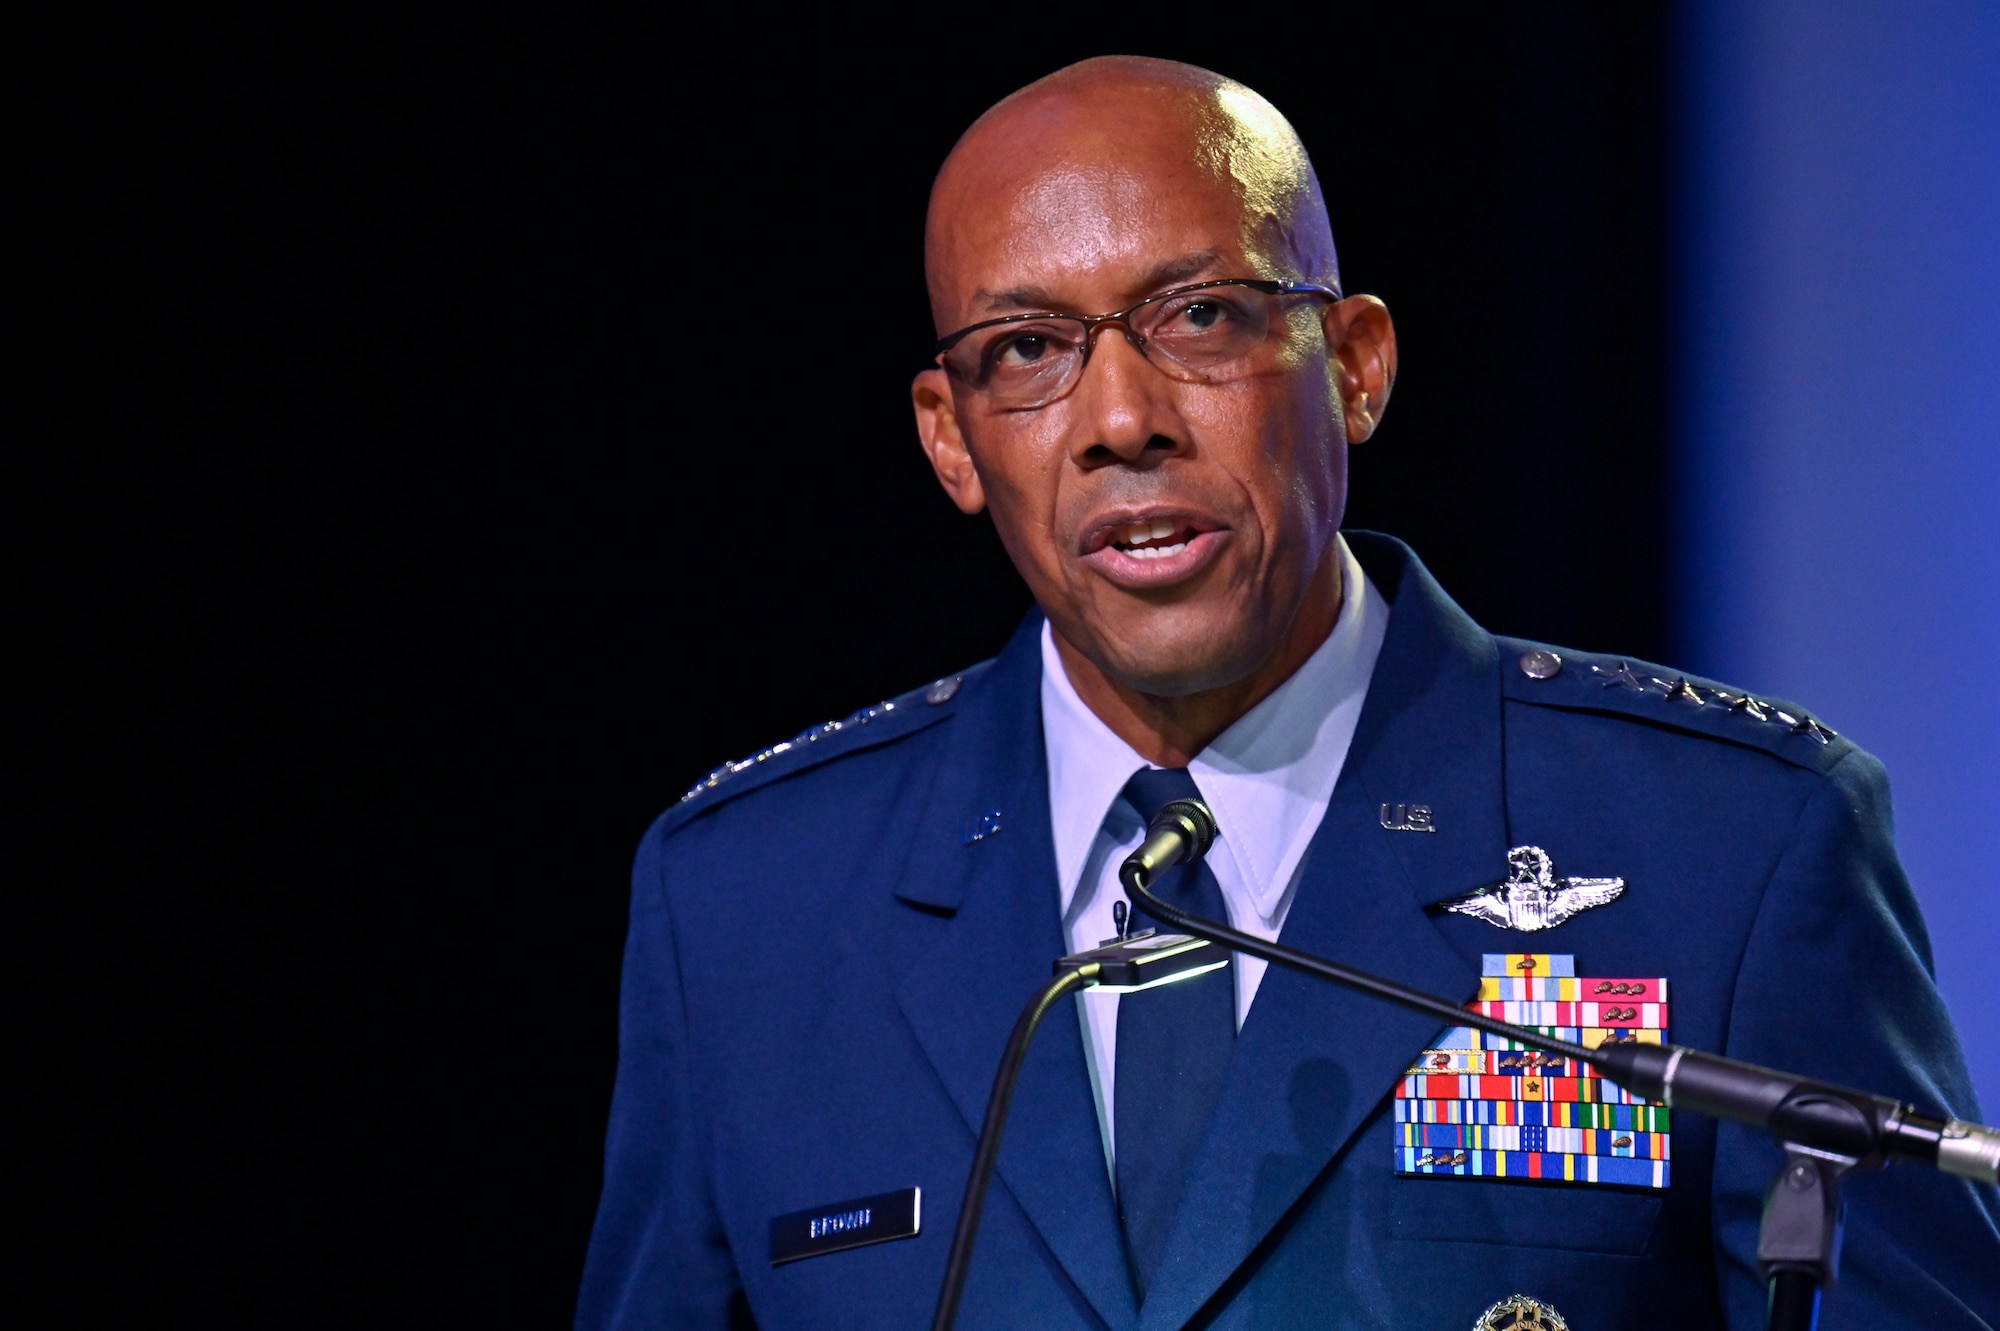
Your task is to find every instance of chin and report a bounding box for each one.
[1090,621,1274,699]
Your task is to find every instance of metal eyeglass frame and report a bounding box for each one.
[931,277,1344,399]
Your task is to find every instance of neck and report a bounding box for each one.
[1053,548,1345,768]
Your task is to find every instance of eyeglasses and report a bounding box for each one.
[933,277,1342,411]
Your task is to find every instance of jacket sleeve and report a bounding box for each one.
[576,819,754,1330]
[1711,750,2000,1328]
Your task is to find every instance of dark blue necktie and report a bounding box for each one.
[1113,766,1236,1302]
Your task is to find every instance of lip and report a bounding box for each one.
[1077,507,1232,590]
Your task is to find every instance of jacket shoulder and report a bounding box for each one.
[1493,636,1856,776]
[655,659,994,834]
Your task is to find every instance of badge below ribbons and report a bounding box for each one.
[1395,954,1672,1189]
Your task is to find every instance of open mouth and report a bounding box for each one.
[1080,511,1229,587]
[1106,518,1202,560]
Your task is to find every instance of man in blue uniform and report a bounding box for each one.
[578,58,1996,1329]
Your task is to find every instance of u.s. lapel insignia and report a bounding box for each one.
[1472,1294,1570,1330]
[1442,846,1624,932]
[1380,802,1437,832]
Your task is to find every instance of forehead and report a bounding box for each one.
[928,104,1291,323]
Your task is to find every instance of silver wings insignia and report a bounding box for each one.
[1442,846,1626,932]
[1444,887,1514,929]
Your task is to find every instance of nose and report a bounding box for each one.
[1065,321,1188,467]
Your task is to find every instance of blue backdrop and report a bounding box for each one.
[1678,1,1999,1111]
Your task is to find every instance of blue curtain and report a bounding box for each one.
[1677,1,2000,1109]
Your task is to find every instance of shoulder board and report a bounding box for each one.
[1495,637,1852,774]
[665,661,993,822]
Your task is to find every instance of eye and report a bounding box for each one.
[1157,293,1250,335]
[1180,300,1225,329]
[981,322,1081,374]
[997,333,1050,364]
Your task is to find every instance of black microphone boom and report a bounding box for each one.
[1120,799,2000,1186]
[1589,1043,1999,1182]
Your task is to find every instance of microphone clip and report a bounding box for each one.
[1053,932,1228,994]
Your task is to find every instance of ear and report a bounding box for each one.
[912,367,988,514]
[1321,295,1398,444]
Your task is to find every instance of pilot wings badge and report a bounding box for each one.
[1443,846,1626,932]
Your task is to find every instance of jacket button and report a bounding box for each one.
[926,676,963,705]
[1518,649,1563,680]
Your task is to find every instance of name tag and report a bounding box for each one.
[768,1187,921,1266]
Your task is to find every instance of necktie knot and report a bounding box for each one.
[1121,765,1204,826]
[1121,767,1215,913]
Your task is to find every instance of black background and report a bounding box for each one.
[21,11,1672,1324]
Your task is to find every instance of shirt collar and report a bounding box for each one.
[1041,533,1390,923]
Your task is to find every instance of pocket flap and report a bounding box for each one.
[1389,1177,1661,1255]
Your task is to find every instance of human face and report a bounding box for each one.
[915,137,1389,698]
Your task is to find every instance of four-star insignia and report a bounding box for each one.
[681,696,906,802]
[1552,653,1837,748]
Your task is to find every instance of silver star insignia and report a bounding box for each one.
[1443,846,1627,932]
[1591,661,1650,691]
[1716,689,1770,722]
[1654,675,1705,704]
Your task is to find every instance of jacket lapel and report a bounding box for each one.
[892,616,1138,1331]
[1135,534,1512,1330]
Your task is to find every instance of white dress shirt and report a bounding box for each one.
[1040,533,1390,1177]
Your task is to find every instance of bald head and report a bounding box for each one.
[911,56,1398,742]
[925,57,1338,331]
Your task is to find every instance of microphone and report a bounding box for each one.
[1590,1042,2000,1184]
[1125,798,1219,886]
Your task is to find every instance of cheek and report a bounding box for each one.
[962,423,1068,560]
[1276,367,1346,508]
[1187,370,1346,526]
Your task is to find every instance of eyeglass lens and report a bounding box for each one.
[942,283,1304,409]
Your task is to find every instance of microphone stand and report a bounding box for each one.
[929,965,1098,1331]
[1118,798,1998,1331]
[930,921,1235,1331]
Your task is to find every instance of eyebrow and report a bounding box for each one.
[969,250,1231,316]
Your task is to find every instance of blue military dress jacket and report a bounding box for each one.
[578,533,1997,1330]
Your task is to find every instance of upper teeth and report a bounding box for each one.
[1124,519,1179,544]
[1116,518,1190,560]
